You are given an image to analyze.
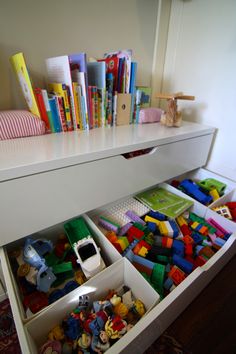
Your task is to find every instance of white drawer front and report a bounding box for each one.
[0,134,213,246]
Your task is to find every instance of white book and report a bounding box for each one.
[45,55,77,130]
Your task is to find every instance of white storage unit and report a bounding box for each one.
[2,121,235,354]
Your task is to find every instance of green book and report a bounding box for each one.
[135,187,193,218]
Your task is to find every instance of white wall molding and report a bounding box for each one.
[151,0,172,106]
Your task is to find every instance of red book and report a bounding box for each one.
[34,88,51,132]
[98,56,119,92]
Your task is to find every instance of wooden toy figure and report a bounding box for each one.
[155,92,195,127]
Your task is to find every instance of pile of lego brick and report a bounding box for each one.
[99,209,231,299]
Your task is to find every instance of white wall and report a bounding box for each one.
[0,0,158,109]
[162,0,236,181]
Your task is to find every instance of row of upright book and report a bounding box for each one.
[10,50,151,134]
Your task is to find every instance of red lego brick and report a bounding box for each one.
[127,226,144,240]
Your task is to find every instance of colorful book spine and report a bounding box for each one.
[34,88,51,132]
[76,85,86,130]
[91,86,98,128]
[88,86,94,128]
[57,96,67,132]
[135,89,142,124]
[64,85,75,131]
[106,73,113,126]
[72,82,80,130]
[129,62,137,123]
[48,96,62,133]
[41,89,55,132]
[112,91,118,126]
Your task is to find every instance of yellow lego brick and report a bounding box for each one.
[138,246,148,257]
[116,238,128,251]
[144,215,160,226]
[209,188,220,201]
[159,221,169,236]
[176,215,188,227]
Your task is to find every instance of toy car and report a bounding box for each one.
[73,236,106,278]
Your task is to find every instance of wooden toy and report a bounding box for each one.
[155,92,195,127]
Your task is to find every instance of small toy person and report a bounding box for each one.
[105,316,127,339]
[77,332,92,353]
[91,331,110,353]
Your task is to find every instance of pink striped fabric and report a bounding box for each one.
[0,110,46,140]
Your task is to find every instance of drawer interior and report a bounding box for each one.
[167,167,236,207]
[24,258,159,354]
[2,215,121,323]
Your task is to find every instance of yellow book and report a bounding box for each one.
[48,83,73,131]
[10,52,41,117]
[72,82,81,130]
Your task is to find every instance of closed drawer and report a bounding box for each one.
[0,134,213,246]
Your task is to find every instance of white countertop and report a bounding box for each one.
[0,121,215,182]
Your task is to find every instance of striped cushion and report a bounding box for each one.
[0,110,46,140]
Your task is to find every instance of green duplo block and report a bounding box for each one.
[133,222,146,231]
[156,255,169,265]
[151,263,165,288]
[52,261,73,274]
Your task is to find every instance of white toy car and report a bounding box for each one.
[73,236,106,279]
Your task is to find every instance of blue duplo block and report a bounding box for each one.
[214,237,226,247]
[169,220,179,238]
[172,239,185,257]
[172,254,193,274]
[149,210,166,221]
[195,245,204,255]
[192,232,203,244]
[132,254,155,271]
[124,249,135,262]
[165,263,171,273]
[147,222,157,233]
[164,277,174,290]
[223,233,231,241]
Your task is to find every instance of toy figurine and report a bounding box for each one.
[91,331,110,353]
[105,316,127,339]
[155,92,195,127]
[23,238,53,268]
[77,332,92,352]
[48,325,65,341]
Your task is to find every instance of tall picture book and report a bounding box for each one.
[135,187,193,218]
[10,52,41,117]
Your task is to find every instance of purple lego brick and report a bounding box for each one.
[98,217,119,233]
[125,210,145,225]
[118,222,133,236]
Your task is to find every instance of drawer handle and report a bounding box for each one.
[122,147,158,159]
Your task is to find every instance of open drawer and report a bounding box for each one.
[86,186,236,352]
[0,134,213,247]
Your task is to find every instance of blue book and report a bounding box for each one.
[48,96,62,133]
[129,62,137,123]
[129,62,137,94]
[117,58,125,93]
